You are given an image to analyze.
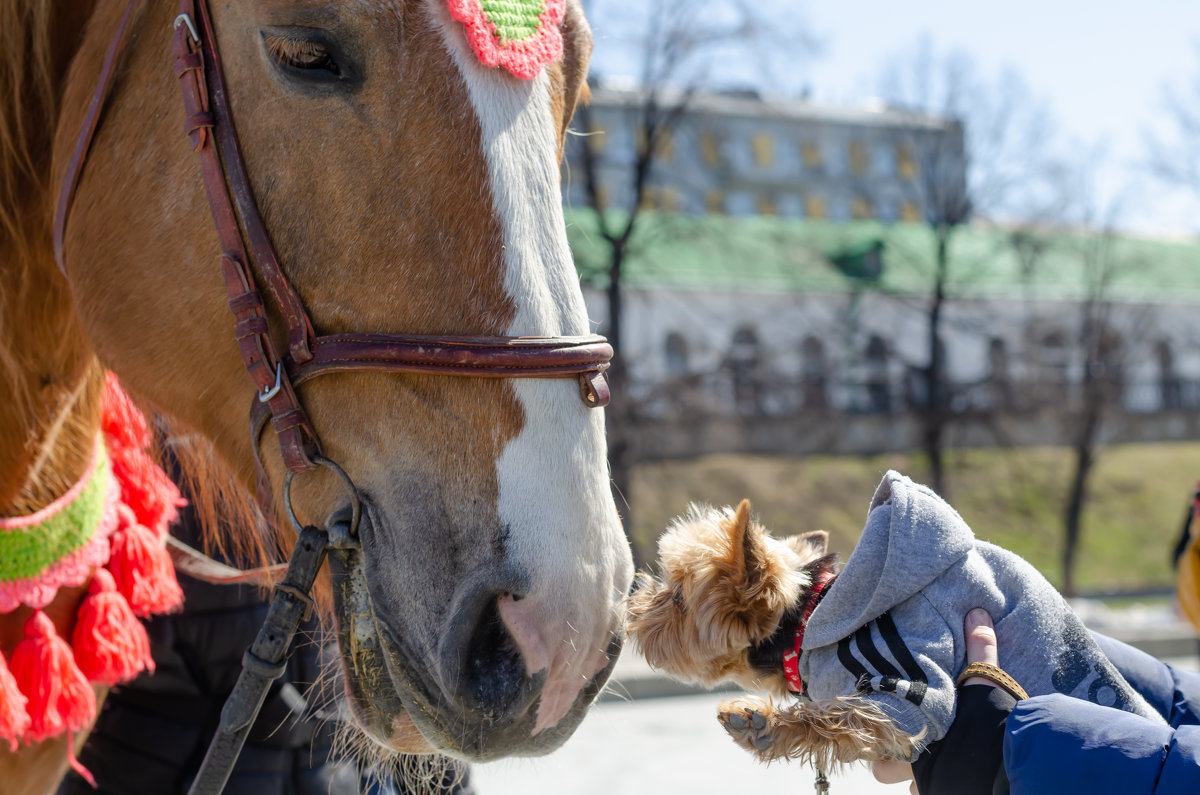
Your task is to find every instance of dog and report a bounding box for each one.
[625,470,1164,773]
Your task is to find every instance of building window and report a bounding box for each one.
[729,326,763,416]
[706,189,725,214]
[665,333,689,377]
[896,142,919,179]
[899,201,921,223]
[700,131,722,167]
[850,196,874,220]
[804,195,827,219]
[988,338,1013,411]
[801,141,822,169]
[864,335,892,413]
[1158,340,1182,410]
[801,336,828,411]
[756,194,777,216]
[849,140,868,175]
[752,133,774,167]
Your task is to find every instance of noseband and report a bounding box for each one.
[52,1,613,791]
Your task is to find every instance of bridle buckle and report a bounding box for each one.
[173,13,199,43]
[258,362,283,403]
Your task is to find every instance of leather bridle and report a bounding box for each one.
[51,0,613,791]
[56,0,611,488]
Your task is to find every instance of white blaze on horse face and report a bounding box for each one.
[433,2,632,734]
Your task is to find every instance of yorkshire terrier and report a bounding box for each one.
[625,470,1164,775]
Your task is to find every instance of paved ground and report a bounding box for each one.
[474,610,1200,795]
[474,691,895,795]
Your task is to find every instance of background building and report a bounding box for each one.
[564,84,966,224]
[566,210,1200,458]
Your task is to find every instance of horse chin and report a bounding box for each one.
[355,711,435,756]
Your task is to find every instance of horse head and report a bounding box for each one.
[50,0,631,762]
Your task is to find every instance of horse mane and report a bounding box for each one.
[0,0,59,264]
[0,3,268,571]
[159,419,287,580]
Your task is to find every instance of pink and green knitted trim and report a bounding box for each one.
[447,0,566,79]
[0,441,118,613]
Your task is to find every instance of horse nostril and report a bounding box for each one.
[465,596,527,712]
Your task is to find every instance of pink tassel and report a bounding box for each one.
[109,506,183,617]
[99,372,150,453]
[9,611,96,743]
[73,568,155,685]
[100,373,183,535]
[0,650,30,752]
[110,448,181,536]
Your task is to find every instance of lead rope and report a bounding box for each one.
[187,456,360,794]
[185,525,330,795]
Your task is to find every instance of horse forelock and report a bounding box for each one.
[0,2,107,514]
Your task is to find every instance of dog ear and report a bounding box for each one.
[728,499,769,584]
[624,573,688,670]
[783,530,829,559]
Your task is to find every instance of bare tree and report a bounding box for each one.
[1145,42,1200,197]
[1046,156,1157,596]
[570,0,814,561]
[877,39,1058,497]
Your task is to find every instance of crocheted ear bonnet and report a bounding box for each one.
[0,373,183,781]
[447,0,567,79]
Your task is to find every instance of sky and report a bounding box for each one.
[587,0,1200,236]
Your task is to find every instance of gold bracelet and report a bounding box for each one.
[956,662,1029,701]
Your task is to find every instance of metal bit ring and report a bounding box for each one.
[282,455,361,540]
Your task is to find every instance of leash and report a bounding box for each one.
[778,571,836,794]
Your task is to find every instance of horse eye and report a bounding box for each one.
[264,33,342,79]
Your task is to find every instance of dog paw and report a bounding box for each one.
[717,698,777,757]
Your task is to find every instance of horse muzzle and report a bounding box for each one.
[326,512,623,761]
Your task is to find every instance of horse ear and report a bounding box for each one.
[784,530,829,559]
[559,1,593,128]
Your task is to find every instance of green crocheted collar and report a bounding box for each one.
[0,443,110,584]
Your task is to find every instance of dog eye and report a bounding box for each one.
[264,33,342,79]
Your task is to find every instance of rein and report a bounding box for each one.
[51,0,614,791]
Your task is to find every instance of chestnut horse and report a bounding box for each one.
[0,0,632,790]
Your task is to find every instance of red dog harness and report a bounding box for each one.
[782,571,837,695]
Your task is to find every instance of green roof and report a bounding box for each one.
[564,209,1200,303]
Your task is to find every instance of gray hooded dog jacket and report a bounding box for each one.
[798,471,1164,757]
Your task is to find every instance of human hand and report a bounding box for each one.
[871,608,1003,793]
[960,608,1000,685]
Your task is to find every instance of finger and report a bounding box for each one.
[963,608,999,685]
[871,759,913,784]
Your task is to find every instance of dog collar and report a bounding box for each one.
[782,570,836,694]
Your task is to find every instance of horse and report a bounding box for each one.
[0,0,633,791]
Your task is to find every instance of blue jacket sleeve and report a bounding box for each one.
[1004,633,1200,795]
